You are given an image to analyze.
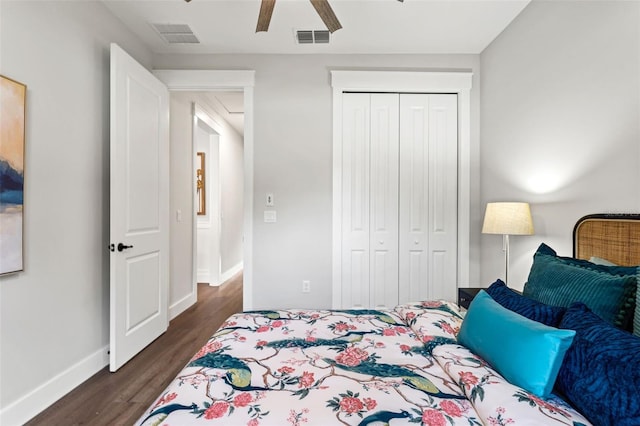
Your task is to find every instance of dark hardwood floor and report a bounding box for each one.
[26,274,243,426]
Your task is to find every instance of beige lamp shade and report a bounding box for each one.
[482,202,534,236]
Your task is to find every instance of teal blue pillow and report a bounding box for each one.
[585,254,640,336]
[457,291,576,398]
[523,243,637,330]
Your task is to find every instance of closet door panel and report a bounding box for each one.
[341,93,371,308]
[370,94,399,308]
[399,94,458,303]
[399,94,430,303]
[349,250,367,308]
[427,94,458,302]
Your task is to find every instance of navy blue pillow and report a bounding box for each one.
[486,279,566,327]
[558,303,640,426]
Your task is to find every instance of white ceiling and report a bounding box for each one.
[103,0,530,135]
[203,91,245,136]
[102,0,530,55]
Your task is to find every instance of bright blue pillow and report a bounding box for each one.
[486,279,566,327]
[558,303,640,426]
[457,291,575,398]
[523,243,637,329]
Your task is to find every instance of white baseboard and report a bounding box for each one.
[0,345,109,426]
[220,261,243,284]
[198,263,242,287]
[197,268,210,284]
[169,289,197,320]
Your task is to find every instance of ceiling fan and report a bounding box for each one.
[257,0,341,33]
[184,0,404,34]
[256,0,405,33]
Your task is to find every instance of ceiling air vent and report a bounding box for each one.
[313,30,330,44]
[296,30,314,44]
[151,23,199,44]
[295,30,330,44]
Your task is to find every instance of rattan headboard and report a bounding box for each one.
[573,214,640,266]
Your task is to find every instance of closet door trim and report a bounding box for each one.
[331,71,473,308]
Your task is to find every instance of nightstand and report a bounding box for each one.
[458,287,484,309]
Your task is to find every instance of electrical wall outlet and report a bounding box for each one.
[302,280,311,293]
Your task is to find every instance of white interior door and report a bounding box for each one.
[399,94,458,303]
[110,43,170,372]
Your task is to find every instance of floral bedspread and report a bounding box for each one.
[135,301,592,426]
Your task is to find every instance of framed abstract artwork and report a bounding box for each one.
[0,75,26,275]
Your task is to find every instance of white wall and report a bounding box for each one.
[480,0,640,289]
[154,54,482,309]
[219,113,244,275]
[168,94,195,314]
[0,1,152,424]
[169,91,244,308]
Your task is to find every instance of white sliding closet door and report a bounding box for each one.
[399,94,458,303]
[340,92,457,309]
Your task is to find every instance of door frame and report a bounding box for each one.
[153,70,255,310]
[330,70,473,308]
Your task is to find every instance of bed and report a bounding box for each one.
[135,214,640,426]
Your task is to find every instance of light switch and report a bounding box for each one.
[266,193,274,207]
[176,209,182,222]
[264,210,277,223]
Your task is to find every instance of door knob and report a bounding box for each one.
[117,243,133,252]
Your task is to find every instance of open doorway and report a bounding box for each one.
[167,90,245,318]
[154,69,254,318]
[192,93,245,287]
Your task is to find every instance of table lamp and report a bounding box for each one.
[482,202,534,284]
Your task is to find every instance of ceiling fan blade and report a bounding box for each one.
[256,0,276,32]
[309,0,342,33]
